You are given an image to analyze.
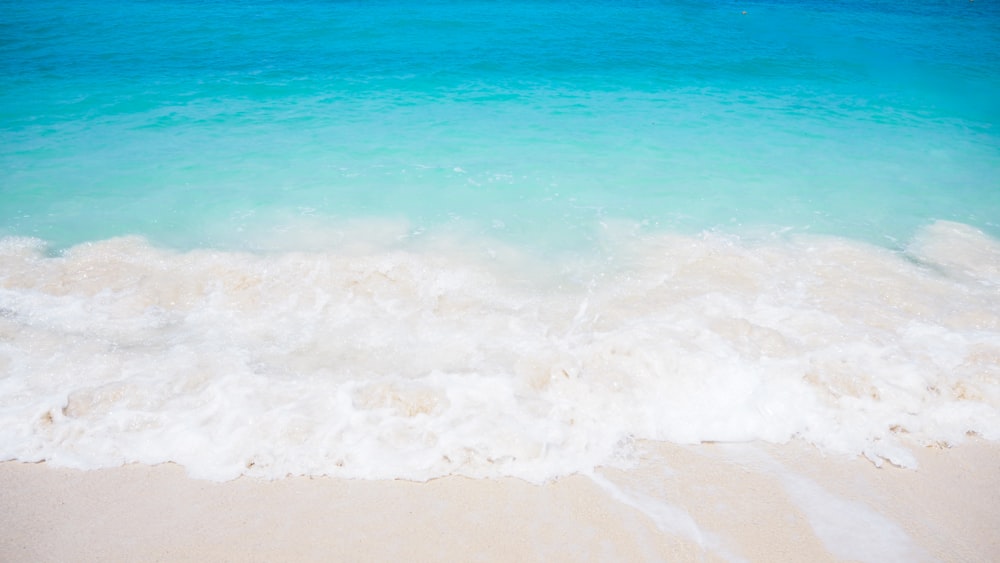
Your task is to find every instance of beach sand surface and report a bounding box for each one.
[1,440,997,562]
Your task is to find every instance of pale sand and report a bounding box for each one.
[1,440,997,562]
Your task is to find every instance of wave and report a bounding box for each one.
[0,220,997,481]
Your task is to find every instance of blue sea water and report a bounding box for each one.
[2,0,998,250]
[1,1,999,483]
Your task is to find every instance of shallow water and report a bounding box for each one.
[1,0,998,480]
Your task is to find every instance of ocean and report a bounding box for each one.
[1,0,998,481]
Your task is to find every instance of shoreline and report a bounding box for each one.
[2,440,997,562]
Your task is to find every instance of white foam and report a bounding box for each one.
[0,221,997,481]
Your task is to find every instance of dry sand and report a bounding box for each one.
[1,439,997,562]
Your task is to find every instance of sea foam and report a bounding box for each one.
[0,220,997,481]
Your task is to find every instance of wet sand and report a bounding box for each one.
[1,439,997,562]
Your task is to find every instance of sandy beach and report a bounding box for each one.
[2,439,996,562]
[4,2,999,562]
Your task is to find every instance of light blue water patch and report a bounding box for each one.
[2,0,998,251]
[3,1,1000,485]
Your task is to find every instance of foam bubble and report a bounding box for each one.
[0,221,997,481]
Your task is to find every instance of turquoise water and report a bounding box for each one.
[2,2,1000,484]
[3,0,999,251]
